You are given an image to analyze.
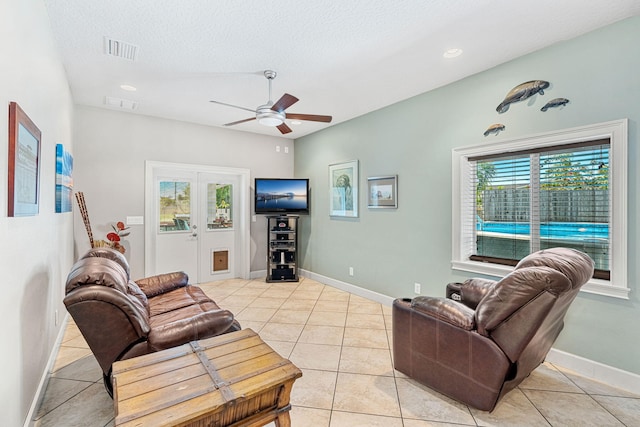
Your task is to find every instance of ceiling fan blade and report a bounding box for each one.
[210,100,256,114]
[271,93,299,112]
[277,123,293,134]
[224,117,256,126]
[286,113,333,123]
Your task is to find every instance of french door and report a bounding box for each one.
[144,161,250,283]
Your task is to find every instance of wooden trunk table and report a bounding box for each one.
[112,329,302,427]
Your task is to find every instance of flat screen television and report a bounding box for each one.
[255,178,310,214]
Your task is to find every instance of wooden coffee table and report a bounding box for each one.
[112,329,302,427]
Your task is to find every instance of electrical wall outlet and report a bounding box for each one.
[414,283,421,294]
[349,267,354,276]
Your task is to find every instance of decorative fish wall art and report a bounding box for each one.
[541,97,570,112]
[496,80,549,113]
[484,123,505,137]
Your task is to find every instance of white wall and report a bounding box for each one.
[72,106,295,279]
[0,1,75,425]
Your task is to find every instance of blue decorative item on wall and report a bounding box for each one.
[55,143,74,213]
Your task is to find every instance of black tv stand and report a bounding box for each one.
[266,215,299,282]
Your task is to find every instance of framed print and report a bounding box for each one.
[367,175,398,208]
[8,102,41,217]
[329,160,358,217]
[55,143,74,213]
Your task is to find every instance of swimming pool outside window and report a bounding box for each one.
[452,120,628,299]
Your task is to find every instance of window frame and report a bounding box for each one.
[451,119,629,299]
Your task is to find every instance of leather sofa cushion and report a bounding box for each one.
[147,309,235,350]
[148,285,219,317]
[150,301,229,328]
[136,271,189,297]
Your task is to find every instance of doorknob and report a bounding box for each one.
[191,224,197,237]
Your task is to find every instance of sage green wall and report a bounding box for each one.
[295,17,640,375]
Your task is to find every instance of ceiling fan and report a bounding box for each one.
[209,70,332,135]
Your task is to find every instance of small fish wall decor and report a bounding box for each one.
[541,97,570,112]
[484,123,505,137]
[496,80,550,113]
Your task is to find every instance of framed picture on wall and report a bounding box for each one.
[8,102,41,217]
[367,175,398,209]
[329,160,358,217]
[55,143,74,213]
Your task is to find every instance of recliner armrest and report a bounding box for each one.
[411,296,475,330]
[446,278,496,310]
[446,282,464,301]
[135,271,189,297]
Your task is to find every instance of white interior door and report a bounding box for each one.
[198,173,240,282]
[145,161,250,283]
[149,168,199,280]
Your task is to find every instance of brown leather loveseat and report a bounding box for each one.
[64,247,241,395]
[392,247,594,411]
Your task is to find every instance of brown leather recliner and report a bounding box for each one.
[64,247,241,396]
[392,247,594,411]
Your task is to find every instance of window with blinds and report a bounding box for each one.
[451,119,629,299]
[469,139,610,279]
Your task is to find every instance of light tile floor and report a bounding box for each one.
[33,277,640,426]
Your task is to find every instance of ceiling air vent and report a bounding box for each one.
[105,96,138,110]
[103,36,138,61]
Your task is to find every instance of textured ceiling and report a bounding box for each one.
[43,0,640,139]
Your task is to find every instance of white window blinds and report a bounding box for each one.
[468,139,610,279]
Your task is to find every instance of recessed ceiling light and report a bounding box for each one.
[120,84,137,91]
[443,48,463,58]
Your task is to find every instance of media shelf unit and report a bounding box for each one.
[266,215,299,282]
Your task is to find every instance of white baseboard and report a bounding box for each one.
[546,348,640,396]
[250,269,267,280]
[299,269,395,306]
[297,268,640,397]
[24,314,70,427]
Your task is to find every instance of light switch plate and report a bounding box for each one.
[126,216,144,225]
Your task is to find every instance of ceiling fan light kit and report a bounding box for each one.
[210,69,332,135]
[257,105,285,126]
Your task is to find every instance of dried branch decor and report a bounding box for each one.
[75,191,95,247]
